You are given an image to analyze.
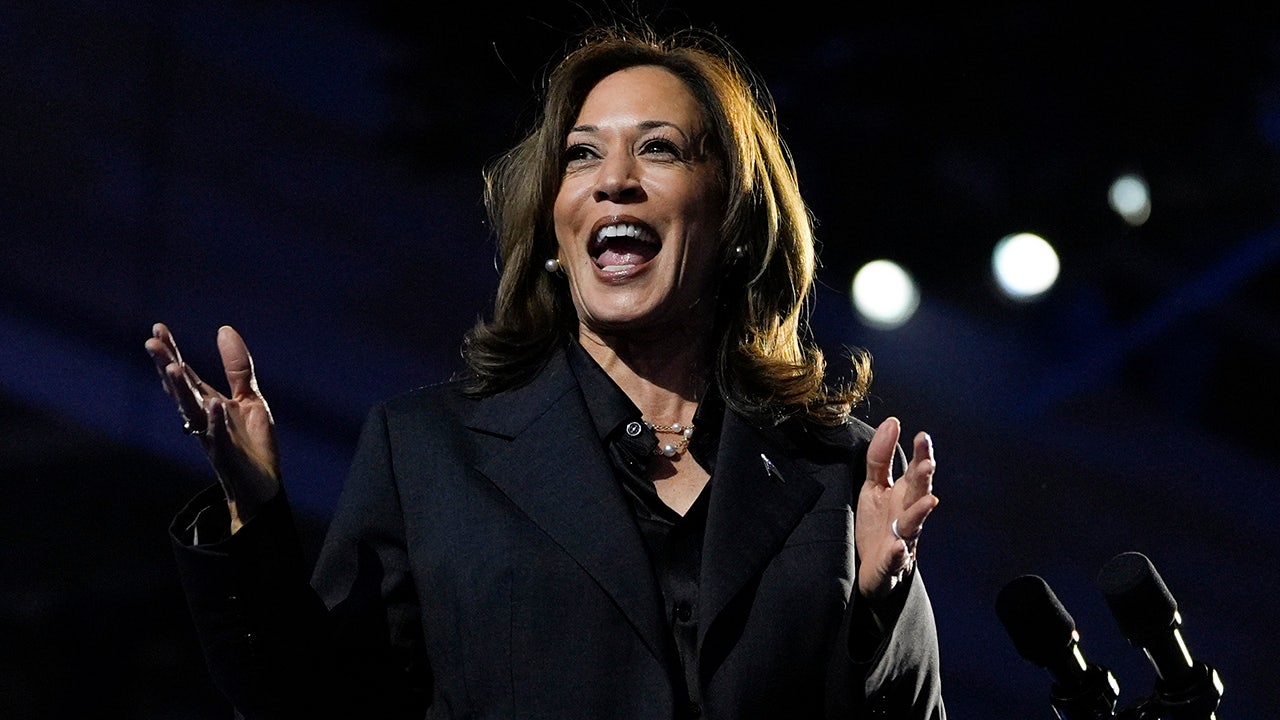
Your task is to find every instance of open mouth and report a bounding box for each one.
[588,220,660,272]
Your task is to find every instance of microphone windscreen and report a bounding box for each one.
[996,574,1077,668]
[1097,551,1178,646]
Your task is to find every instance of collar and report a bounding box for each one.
[564,341,724,470]
[565,341,640,441]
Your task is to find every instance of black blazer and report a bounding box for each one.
[173,349,945,719]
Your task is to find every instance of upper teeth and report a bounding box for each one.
[596,223,651,243]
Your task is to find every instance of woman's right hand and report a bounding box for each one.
[145,323,281,533]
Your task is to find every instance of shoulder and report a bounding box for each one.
[774,411,908,473]
[382,378,472,413]
[363,378,477,438]
[780,412,875,454]
[373,352,574,437]
[344,380,486,472]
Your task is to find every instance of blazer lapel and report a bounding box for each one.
[697,411,825,650]
[464,351,670,664]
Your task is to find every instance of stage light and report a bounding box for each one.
[991,232,1059,302]
[1108,173,1151,226]
[850,259,920,329]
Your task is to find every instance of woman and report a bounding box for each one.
[146,24,945,719]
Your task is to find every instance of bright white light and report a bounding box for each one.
[850,259,920,329]
[1108,173,1151,226]
[991,232,1059,302]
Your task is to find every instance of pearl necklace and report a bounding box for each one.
[644,419,695,458]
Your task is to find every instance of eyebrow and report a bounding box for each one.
[568,120,691,141]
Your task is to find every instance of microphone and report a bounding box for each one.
[997,574,1120,720]
[1097,552,1224,719]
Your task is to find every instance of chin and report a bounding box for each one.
[582,297,708,338]
[581,308,660,335]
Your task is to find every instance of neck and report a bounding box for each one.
[577,324,709,424]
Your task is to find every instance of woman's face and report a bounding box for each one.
[553,65,724,339]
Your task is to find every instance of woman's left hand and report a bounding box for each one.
[855,416,939,599]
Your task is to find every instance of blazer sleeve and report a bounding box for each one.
[822,569,945,719]
[822,424,947,719]
[170,403,429,719]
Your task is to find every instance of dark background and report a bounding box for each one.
[3,1,1278,717]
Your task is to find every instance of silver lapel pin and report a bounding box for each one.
[760,453,784,483]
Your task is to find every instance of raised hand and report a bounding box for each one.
[145,323,281,533]
[855,417,939,599]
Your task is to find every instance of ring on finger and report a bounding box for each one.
[892,518,921,544]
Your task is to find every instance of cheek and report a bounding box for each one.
[685,241,721,284]
[682,196,725,270]
[551,191,577,252]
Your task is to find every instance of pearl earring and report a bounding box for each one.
[731,245,747,262]
[544,258,562,273]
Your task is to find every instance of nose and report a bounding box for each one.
[592,152,644,203]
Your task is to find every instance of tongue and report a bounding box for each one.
[596,238,658,268]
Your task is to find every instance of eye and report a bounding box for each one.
[640,138,682,159]
[563,144,600,165]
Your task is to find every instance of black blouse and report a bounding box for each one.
[565,342,723,714]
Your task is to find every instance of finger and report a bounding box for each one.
[898,430,936,503]
[204,398,234,492]
[145,337,179,399]
[146,324,206,398]
[888,536,913,570]
[216,326,260,400]
[895,493,940,541]
[865,416,901,489]
[144,335,172,373]
[911,431,935,477]
[149,323,186,367]
[145,324,182,385]
[164,361,210,431]
[872,531,915,594]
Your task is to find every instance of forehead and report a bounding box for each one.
[573,65,704,129]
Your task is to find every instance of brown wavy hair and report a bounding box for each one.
[461,24,869,425]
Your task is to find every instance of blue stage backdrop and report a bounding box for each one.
[2,2,1277,717]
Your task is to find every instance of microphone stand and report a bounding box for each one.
[1112,660,1224,720]
[1046,662,1120,720]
